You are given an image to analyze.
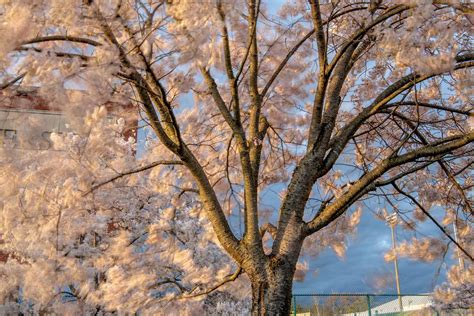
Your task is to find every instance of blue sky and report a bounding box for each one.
[293,209,454,294]
[247,179,454,295]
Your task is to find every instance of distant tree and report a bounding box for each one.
[0,0,472,314]
[435,265,474,312]
[311,296,368,315]
[340,296,369,314]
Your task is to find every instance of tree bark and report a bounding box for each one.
[248,238,302,316]
[250,268,295,316]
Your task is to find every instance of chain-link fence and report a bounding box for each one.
[290,293,469,316]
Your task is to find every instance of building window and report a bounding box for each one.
[1,129,17,146]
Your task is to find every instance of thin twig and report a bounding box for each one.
[84,160,183,195]
[392,183,473,261]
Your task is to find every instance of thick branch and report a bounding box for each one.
[91,4,242,260]
[181,267,242,299]
[381,102,473,116]
[308,0,327,72]
[244,0,264,250]
[117,14,184,148]
[259,222,277,239]
[21,35,102,47]
[200,68,245,140]
[305,132,474,234]
[323,54,474,174]
[325,4,407,77]
[216,1,242,127]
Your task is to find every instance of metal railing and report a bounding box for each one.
[290,293,458,316]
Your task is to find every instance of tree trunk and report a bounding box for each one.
[250,262,296,315]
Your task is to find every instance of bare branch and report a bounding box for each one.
[181,267,242,299]
[85,160,183,195]
[21,35,102,47]
[374,160,439,187]
[305,132,474,235]
[0,73,26,90]
[323,53,474,174]
[381,101,473,116]
[259,222,277,239]
[325,4,407,78]
[216,1,243,127]
[14,46,91,61]
[392,183,473,262]
[388,110,473,215]
[259,30,314,100]
[150,278,190,294]
[200,68,245,140]
[260,6,370,101]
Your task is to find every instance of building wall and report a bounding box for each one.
[0,88,138,264]
[0,88,138,151]
[0,108,69,150]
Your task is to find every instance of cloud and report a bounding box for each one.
[294,210,451,294]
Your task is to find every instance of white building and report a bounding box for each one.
[0,87,137,151]
[341,295,434,316]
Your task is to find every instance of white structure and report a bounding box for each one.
[0,107,69,150]
[341,295,434,316]
[0,88,137,151]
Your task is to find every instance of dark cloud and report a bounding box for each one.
[294,210,452,294]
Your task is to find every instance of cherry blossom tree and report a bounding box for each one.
[0,0,473,314]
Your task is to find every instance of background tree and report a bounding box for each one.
[0,0,473,314]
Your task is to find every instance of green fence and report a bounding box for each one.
[290,293,466,316]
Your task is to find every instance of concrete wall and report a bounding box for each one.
[0,108,69,150]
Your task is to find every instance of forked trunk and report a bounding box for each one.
[248,216,304,315]
[250,264,295,315]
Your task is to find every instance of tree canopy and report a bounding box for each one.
[0,0,472,314]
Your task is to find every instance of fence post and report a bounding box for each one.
[366,295,371,316]
[293,295,296,316]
